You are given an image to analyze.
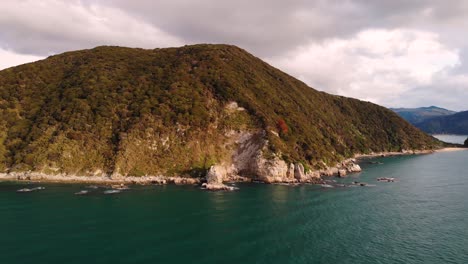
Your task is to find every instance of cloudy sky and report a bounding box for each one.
[1,0,467,111]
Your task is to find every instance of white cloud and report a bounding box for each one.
[0,48,43,70]
[0,0,182,55]
[268,29,462,108]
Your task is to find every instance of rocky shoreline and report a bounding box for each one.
[0,148,446,190]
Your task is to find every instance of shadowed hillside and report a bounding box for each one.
[391,106,456,124]
[416,111,468,134]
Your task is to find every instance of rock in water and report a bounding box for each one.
[201,182,237,191]
[338,169,347,177]
[203,165,237,191]
[206,165,226,184]
[347,163,362,173]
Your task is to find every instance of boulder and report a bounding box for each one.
[305,171,320,179]
[206,165,227,184]
[255,156,289,181]
[294,163,306,181]
[320,167,339,177]
[338,169,347,177]
[347,163,362,173]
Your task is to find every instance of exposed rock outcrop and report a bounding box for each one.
[206,165,227,184]
[294,163,306,181]
[346,163,362,173]
[320,167,339,177]
[338,169,347,177]
[202,165,237,191]
[255,156,290,183]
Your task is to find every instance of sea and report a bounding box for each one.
[1,149,468,263]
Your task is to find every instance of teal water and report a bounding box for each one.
[1,150,468,264]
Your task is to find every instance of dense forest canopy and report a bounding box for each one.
[0,44,441,176]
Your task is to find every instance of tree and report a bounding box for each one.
[464,137,468,147]
[277,118,289,135]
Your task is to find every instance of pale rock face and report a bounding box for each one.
[231,132,266,175]
[338,169,347,177]
[206,165,227,184]
[305,171,320,179]
[255,156,289,181]
[320,167,339,177]
[287,163,295,178]
[294,163,306,181]
[230,131,292,182]
[225,101,245,112]
[347,163,362,173]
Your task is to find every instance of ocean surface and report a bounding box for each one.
[1,150,468,264]
[433,134,468,145]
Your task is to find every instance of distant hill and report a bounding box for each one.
[416,111,468,134]
[391,106,456,124]
[0,44,440,179]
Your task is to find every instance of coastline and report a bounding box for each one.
[0,173,200,186]
[0,147,463,187]
[435,147,467,152]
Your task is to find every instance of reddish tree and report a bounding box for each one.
[277,118,289,134]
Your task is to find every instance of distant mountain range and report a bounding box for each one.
[391,106,468,134]
[390,106,456,124]
[417,111,468,134]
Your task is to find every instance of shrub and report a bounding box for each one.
[277,118,289,135]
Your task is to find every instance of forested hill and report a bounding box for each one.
[0,44,441,177]
[416,111,468,134]
[391,106,456,124]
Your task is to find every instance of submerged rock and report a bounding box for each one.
[16,188,33,193]
[103,189,121,194]
[377,177,396,182]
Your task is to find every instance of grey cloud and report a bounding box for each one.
[3,0,468,57]
[93,0,468,56]
[0,0,181,56]
[391,84,468,112]
[0,0,467,110]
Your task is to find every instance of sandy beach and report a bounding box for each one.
[435,147,467,152]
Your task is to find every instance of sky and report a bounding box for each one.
[0,0,467,111]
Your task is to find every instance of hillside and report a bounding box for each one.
[391,106,456,124]
[0,44,441,181]
[416,111,468,134]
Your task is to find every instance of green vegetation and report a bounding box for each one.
[0,44,441,176]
